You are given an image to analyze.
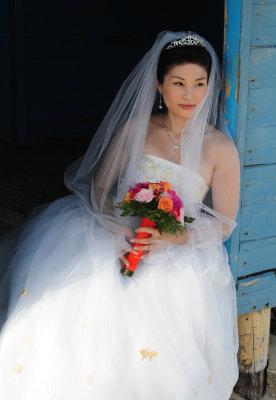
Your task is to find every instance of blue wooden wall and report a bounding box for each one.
[224,0,276,316]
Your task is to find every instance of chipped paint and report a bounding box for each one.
[225,77,231,98]
[240,278,261,288]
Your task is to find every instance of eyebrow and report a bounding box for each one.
[171,75,207,81]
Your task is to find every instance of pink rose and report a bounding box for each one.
[135,188,154,202]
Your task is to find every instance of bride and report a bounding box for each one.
[0,31,240,400]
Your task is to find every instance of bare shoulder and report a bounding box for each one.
[205,127,239,162]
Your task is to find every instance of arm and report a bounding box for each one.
[186,137,240,248]
[134,137,240,252]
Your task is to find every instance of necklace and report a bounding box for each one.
[163,118,181,163]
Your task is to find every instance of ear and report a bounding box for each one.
[156,80,162,94]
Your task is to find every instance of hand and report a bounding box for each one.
[119,247,139,267]
[117,225,139,267]
[130,226,163,258]
[130,226,188,258]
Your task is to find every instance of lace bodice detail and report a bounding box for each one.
[135,154,209,204]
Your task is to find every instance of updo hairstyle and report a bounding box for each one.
[157,43,212,84]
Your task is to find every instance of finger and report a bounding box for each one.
[128,248,139,255]
[135,227,157,235]
[133,245,152,251]
[130,237,152,245]
[119,255,130,267]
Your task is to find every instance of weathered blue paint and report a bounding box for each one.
[224,0,276,315]
[222,0,243,140]
[222,0,245,280]
[239,237,276,277]
[236,270,276,314]
[252,2,276,46]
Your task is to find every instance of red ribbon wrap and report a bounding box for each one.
[122,217,156,275]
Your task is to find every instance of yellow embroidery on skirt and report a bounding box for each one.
[140,348,158,362]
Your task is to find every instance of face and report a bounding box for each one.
[157,63,208,120]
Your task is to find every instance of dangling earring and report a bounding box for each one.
[159,93,163,109]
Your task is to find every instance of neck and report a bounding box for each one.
[163,112,187,137]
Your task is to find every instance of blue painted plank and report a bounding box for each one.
[240,200,276,241]
[236,271,276,315]
[253,1,276,4]
[249,47,276,90]
[225,0,252,282]
[238,237,276,277]
[247,87,276,129]
[222,0,243,271]
[251,4,276,46]
[242,164,276,206]
[222,0,243,140]
[245,127,276,164]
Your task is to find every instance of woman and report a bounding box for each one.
[0,31,240,399]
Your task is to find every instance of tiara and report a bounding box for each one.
[165,35,206,50]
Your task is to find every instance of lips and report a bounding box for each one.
[179,104,196,109]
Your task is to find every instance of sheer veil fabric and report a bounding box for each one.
[64,30,240,261]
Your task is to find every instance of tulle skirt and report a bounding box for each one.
[0,195,239,400]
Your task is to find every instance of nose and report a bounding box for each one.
[182,86,194,99]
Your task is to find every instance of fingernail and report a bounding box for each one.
[125,261,130,266]
[130,239,134,242]
[134,247,138,251]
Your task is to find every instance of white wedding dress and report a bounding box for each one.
[0,154,239,400]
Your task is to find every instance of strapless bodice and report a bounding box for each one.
[135,154,209,204]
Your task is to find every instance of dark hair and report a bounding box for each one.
[157,44,212,84]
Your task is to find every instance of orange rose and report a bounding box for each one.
[123,192,132,202]
[160,181,171,192]
[148,183,162,191]
[158,197,173,212]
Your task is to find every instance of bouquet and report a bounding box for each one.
[115,181,195,276]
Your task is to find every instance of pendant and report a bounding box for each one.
[174,144,180,149]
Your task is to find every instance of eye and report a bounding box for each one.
[196,82,205,87]
[173,82,183,86]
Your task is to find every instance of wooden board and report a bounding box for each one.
[236,270,276,315]
[245,127,276,165]
[252,3,276,46]
[238,237,276,277]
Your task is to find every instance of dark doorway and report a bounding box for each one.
[0,1,225,236]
